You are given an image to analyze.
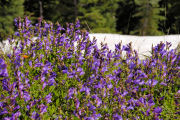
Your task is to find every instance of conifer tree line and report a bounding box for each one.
[0,0,180,40]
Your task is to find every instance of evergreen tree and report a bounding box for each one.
[159,0,174,34]
[44,0,77,26]
[24,0,38,23]
[24,0,50,23]
[0,0,24,40]
[24,0,76,27]
[78,0,119,33]
[116,0,138,34]
[169,0,180,33]
[132,0,165,35]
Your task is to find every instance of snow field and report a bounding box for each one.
[1,34,180,59]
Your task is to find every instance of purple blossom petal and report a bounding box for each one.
[160,82,167,86]
[154,107,162,114]
[31,111,40,119]
[177,90,180,94]
[146,79,158,86]
[113,113,123,120]
[39,104,47,114]
[45,93,52,104]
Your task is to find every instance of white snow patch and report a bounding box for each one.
[0,34,180,59]
[0,37,38,54]
[89,33,180,59]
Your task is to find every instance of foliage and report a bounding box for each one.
[168,0,180,33]
[116,0,138,34]
[78,0,119,33]
[132,0,165,35]
[0,18,179,119]
[45,0,77,26]
[0,0,177,37]
[0,0,24,40]
[24,0,77,27]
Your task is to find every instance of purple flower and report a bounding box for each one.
[153,107,162,114]
[141,88,147,92]
[75,20,80,28]
[101,66,108,73]
[121,91,128,97]
[34,62,43,68]
[48,77,55,86]
[44,23,50,29]
[107,83,113,89]
[128,72,133,78]
[160,82,167,86]
[148,98,155,107]
[122,45,130,52]
[62,69,68,74]
[31,111,40,119]
[94,82,103,89]
[92,94,102,107]
[159,96,164,101]
[68,87,77,99]
[151,60,156,67]
[0,102,3,107]
[25,17,32,27]
[14,32,20,36]
[45,93,52,104]
[14,18,18,27]
[85,113,101,120]
[113,113,123,120]
[27,105,30,110]
[138,72,147,78]
[24,91,31,102]
[19,83,24,90]
[129,61,136,69]
[2,78,9,91]
[127,105,134,110]
[146,79,158,86]
[79,71,85,76]
[56,24,65,34]
[42,66,50,75]
[87,102,96,110]
[29,60,32,67]
[96,98,102,107]
[76,99,80,109]
[39,104,47,114]
[42,82,47,89]
[154,42,165,53]
[41,75,46,83]
[0,58,8,77]
[139,97,146,106]
[37,42,43,50]
[77,67,83,72]
[0,108,8,115]
[80,85,91,95]
[34,75,39,80]
[92,113,102,120]
[177,90,180,94]
[77,67,85,75]
[134,79,140,85]
[121,105,126,111]
[146,109,150,116]
[12,111,21,119]
[4,117,11,120]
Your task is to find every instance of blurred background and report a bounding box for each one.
[0,0,180,40]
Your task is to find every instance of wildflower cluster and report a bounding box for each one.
[0,17,179,119]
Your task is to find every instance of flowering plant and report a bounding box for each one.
[0,17,179,120]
